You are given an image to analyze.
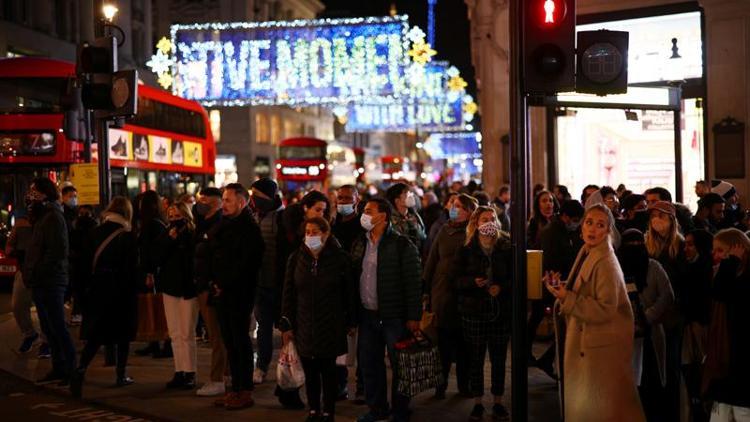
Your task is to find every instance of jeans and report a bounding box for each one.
[163,294,199,373]
[254,285,278,372]
[32,285,76,375]
[358,310,410,420]
[302,356,338,414]
[216,298,254,392]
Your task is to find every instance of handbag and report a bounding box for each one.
[394,331,443,397]
[277,340,306,391]
[136,290,169,342]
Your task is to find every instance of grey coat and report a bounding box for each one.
[634,259,674,387]
[423,221,467,329]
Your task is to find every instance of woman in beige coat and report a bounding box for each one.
[546,204,645,422]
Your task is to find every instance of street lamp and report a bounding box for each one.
[102,3,118,22]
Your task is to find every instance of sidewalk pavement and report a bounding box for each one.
[0,307,561,421]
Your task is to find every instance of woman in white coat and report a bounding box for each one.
[546,204,645,422]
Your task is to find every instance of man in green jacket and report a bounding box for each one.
[351,197,422,422]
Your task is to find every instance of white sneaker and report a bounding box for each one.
[196,381,225,397]
[253,368,266,384]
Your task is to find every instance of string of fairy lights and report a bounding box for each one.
[146,14,477,132]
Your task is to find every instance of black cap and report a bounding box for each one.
[251,178,278,199]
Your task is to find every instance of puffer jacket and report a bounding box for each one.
[280,238,354,358]
[351,227,422,322]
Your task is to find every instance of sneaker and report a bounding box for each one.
[355,411,390,422]
[37,343,51,359]
[253,368,266,384]
[306,410,320,422]
[68,314,82,326]
[18,332,39,354]
[116,376,134,387]
[197,381,226,397]
[492,403,510,421]
[225,390,254,410]
[469,404,485,422]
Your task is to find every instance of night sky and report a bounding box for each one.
[319,0,476,96]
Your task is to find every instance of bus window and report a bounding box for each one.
[0,77,68,114]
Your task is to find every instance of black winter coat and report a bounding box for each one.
[452,235,512,325]
[81,218,138,344]
[25,202,69,288]
[208,207,264,308]
[157,227,196,299]
[281,239,355,358]
[194,212,221,293]
[706,256,750,407]
[136,218,167,290]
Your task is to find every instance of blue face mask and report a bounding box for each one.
[337,203,355,216]
[305,235,323,252]
[449,207,460,220]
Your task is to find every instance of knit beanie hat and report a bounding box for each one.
[251,177,278,199]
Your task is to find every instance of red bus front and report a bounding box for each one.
[276,137,328,191]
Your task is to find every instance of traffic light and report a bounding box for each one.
[523,0,576,95]
[576,30,628,95]
[77,36,137,117]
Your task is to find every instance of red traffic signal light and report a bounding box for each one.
[523,0,575,95]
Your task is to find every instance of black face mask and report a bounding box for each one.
[170,219,186,229]
[253,196,275,213]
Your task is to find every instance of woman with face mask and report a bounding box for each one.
[645,201,687,422]
[279,217,355,422]
[617,229,674,421]
[386,183,426,251]
[423,193,478,398]
[451,206,512,421]
[158,202,199,390]
[546,204,646,422]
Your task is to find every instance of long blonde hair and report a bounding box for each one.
[465,206,500,246]
[645,211,683,259]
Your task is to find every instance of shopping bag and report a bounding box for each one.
[394,331,443,397]
[136,293,169,342]
[277,340,306,391]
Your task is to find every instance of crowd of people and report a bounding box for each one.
[4,175,749,422]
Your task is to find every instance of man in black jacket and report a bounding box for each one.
[351,198,422,422]
[193,187,227,397]
[24,177,77,384]
[208,183,264,410]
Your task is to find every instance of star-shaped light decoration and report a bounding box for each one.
[463,100,478,116]
[447,74,468,92]
[146,50,174,76]
[406,26,426,43]
[157,72,173,90]
[156,37,173,54]
[408,41,437,65]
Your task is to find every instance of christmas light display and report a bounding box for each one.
[168,16,410,106]
[423,132,483,175]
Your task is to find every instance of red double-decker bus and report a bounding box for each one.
[275,137,328,192]
[0,57,216,281]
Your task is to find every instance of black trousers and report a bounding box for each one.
[216,300,254,392]
[302,356,338,414]
[79,341,130,376]
[437,325,470,393]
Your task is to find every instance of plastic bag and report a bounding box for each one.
[277,340,305,391]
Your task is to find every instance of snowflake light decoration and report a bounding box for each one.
[146,50,174,75]
[406,26,426,43]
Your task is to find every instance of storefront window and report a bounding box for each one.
[271,115,281,145]
[255,113,269,144]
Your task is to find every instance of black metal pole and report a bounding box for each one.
[97,117,111,207]
[509,0,529,420]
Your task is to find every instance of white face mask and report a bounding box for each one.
[404,193,417,209]
[66,197,78,208]
[360,214,374,231]
[305,235,323,251]
[337,203,355,216]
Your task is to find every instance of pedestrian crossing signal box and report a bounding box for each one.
[523,0,576,95]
